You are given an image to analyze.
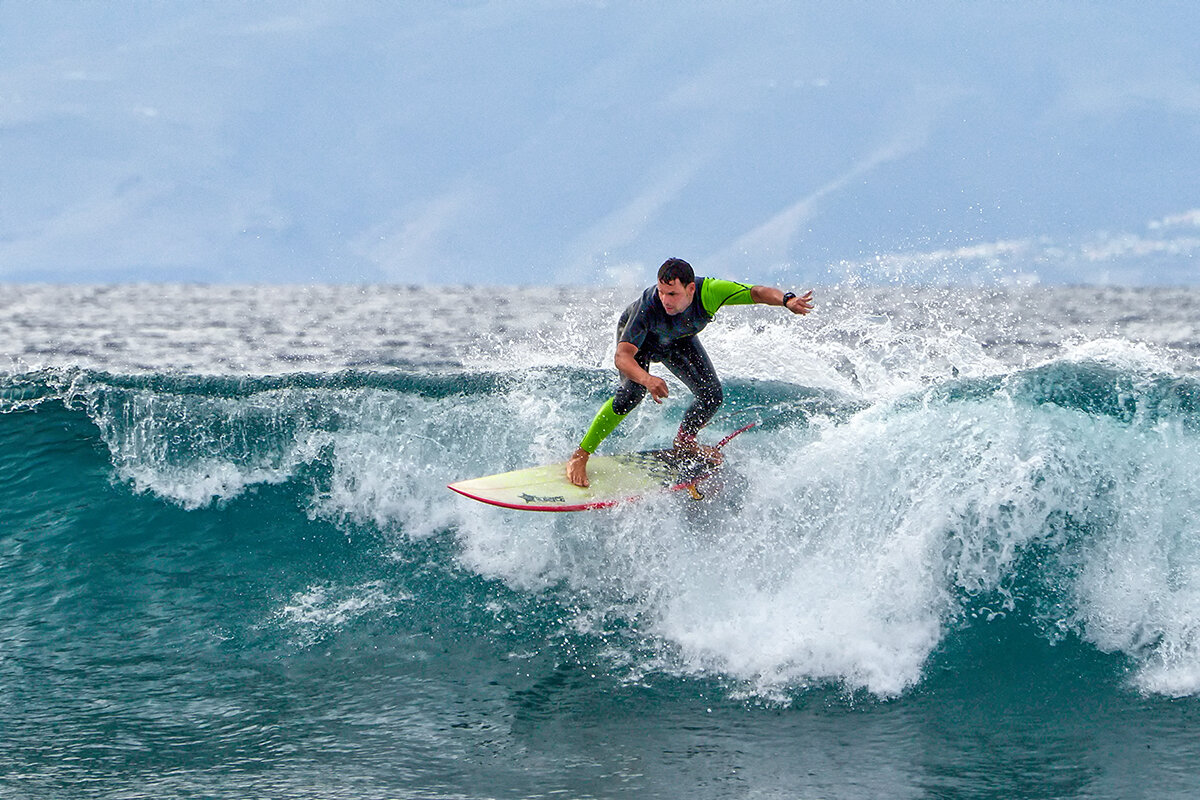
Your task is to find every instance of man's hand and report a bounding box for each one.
[784,289,814,315]
[616,342,668,403]
[645,375,669,403]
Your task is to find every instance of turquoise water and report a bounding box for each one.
[4,286,1200,798]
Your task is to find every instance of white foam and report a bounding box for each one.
[85,383,333,508]
[275,581,405,647]
[1062,413,1200,695]
[432,370,1200,698]
[119,459,293,510]
[624,399,1073,696]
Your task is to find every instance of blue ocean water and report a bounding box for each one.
[4,284,1200,798]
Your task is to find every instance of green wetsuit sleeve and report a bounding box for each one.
[700,278,755,316]
[578,398,627,453]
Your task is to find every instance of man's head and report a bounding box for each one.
[656,258,696,316]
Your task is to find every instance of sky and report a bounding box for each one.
[1,0,1198,287]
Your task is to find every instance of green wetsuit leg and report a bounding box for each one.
[578,398,627,453]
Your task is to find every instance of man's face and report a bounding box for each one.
[657,279,696,316]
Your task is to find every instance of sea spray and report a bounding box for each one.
[7,288,1200,702]
[8,286,1200,798]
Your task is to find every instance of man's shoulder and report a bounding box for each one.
[699,277,754,314]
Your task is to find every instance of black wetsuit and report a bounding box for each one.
[613,278,728,438]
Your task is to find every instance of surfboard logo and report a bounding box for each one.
[519,492,566,504]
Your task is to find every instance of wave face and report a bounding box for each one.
[6,285,1200,797]
[6,354,1200,700]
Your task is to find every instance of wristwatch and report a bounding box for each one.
[782,291,797,307]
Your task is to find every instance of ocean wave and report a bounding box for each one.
[5,359,1200,698]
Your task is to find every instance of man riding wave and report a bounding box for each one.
[567,258,813,487]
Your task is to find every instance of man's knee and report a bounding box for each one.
[699,382,723,412]
[613,383,646,415]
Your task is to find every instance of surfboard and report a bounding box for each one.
[448,423,754,512]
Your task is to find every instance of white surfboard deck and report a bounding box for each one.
[447,449,713,512]
[448,423,755,513]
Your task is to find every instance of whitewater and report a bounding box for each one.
[4,283,1200,799]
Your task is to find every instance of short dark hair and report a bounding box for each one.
[657,258,695,286]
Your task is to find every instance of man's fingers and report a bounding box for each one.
[790,290,814,314]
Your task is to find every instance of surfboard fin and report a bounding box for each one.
[687,485,704,501]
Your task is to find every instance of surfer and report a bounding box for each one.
[566,258,813,488]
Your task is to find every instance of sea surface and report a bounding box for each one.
[5,283,1200,799]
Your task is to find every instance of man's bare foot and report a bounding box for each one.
[673,436,723,464]
[566,447,590,487]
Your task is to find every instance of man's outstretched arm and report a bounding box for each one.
[750,286,814,314]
